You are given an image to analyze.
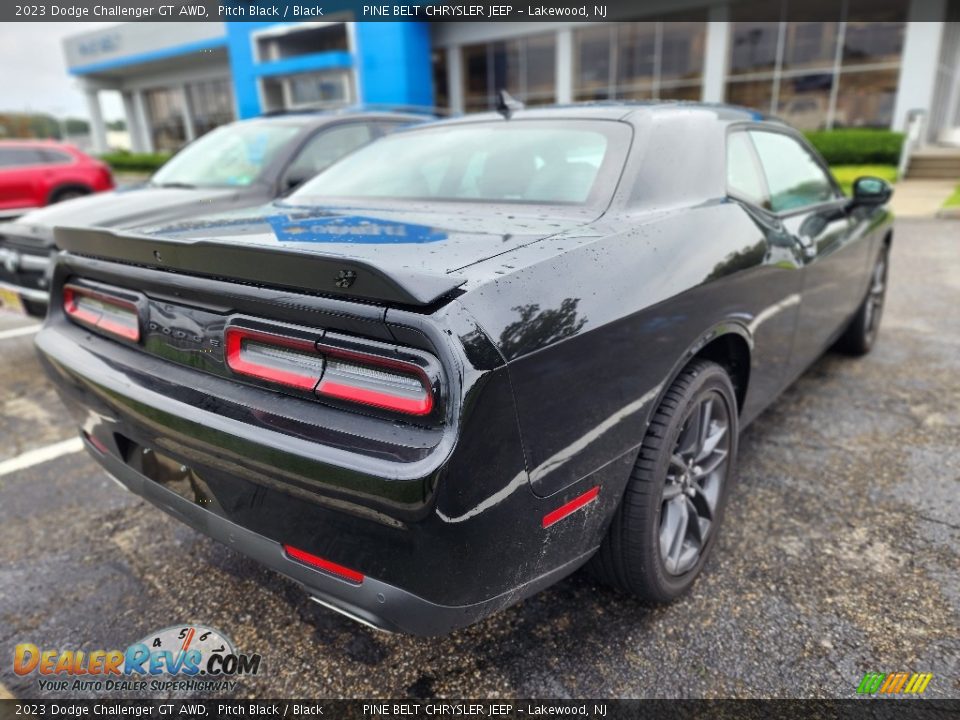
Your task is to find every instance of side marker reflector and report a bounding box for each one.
[542,486,600,529]
[283,544,364,584]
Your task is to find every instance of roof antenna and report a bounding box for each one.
[496,89,524,119]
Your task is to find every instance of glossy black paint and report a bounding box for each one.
[36,104,893,634]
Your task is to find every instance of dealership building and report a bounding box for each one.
[64,0,960,154]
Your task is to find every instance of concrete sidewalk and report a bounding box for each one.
[890,179,957,217]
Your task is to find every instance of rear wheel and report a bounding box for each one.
[591,359,738,603]
[50,186,90,204]
[837,246,889,356]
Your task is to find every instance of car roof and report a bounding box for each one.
[418,101,777,128]
[248,108,433,130]
[0,139,78,149]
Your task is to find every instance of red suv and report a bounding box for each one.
[0,141,113,217]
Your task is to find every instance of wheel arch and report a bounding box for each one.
[648,323,753,428]
[48,183,93,204]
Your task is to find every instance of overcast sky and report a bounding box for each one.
[1,23,125,121]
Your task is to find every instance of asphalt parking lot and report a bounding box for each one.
[1,218,957,700]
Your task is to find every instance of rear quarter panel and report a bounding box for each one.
[458,201,805,498]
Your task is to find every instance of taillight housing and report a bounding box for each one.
[315,343,434,416]
[224,324,438,417]
[63,284,140,342]
[225,326,325,391]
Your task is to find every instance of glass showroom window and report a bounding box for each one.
[255,24,348,62]
[725,0,905,130]
[144,87,187,153]
[188,79,234,138]
[574,16,706,102]
[260,70,354,113]
[462,33,556,112]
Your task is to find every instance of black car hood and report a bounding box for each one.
[0,186,245,250]
[56,202,599,306]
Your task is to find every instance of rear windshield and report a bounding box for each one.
[291,120,631,207]
[151,122,301,188]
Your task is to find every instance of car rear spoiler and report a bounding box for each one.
[54,226,464,307]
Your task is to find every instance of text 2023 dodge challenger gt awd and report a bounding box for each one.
[35,103,893,635]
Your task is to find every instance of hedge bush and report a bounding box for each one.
[100,151,171,173]
[804,129,904,166]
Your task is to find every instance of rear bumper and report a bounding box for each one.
[83,435,594,635]
[0,242,52,315]
[35,292,627,634]
[0,279,48,304]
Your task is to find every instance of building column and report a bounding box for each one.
[84,90,107,154]
[121,91,144,153]
[892,0,946,132]
[133,90,155,154]
[556,28,573,105]
[702,6,730,103]
[180,84,196,142]
[446,45,464,114]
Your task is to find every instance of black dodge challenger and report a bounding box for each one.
[35,103,893,634]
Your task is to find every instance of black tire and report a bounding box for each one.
[591,359,738,603]
[50,186,90,204]
[837,245,889,356]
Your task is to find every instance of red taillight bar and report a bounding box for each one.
[315,344,434,416]
[542,486,600,529]
[63,284,140,342]
[224,326,437,416]
[224,326,324,391]
[283,544,364,584]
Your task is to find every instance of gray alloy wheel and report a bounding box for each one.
[660,391,731,576]
[591,358,738,603]
[862,251,887,347]
[838,245,889,356]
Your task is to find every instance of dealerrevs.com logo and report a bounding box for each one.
[14,625,263,693]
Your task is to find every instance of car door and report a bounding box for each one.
[748,128,864,376]
[280,122,379,191]
[0,148,45,212]
[725,128,806,412]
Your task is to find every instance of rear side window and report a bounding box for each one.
[726,132,769,209]
[748,130,837,212]
[40,149,74,164]
[0,148,46,168]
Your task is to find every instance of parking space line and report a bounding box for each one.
[0,324,40,341]
[0,437,84,478]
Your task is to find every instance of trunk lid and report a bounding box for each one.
[56,201,598,307]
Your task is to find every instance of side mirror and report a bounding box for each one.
[851,176,892,207]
